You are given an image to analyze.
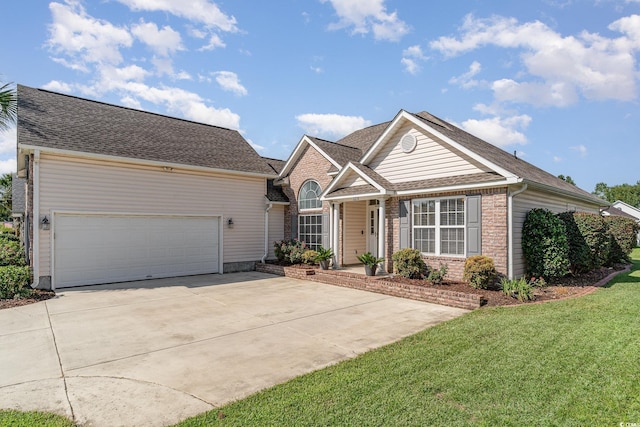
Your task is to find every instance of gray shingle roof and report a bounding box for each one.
[263,157,286,174]
[307,136,362,167]
[411,111,605,204]
[17,85,275,176]
[336,122,389,151]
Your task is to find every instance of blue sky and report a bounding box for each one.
[2,0,639,192]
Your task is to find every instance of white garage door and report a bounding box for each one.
[54,214,220,288]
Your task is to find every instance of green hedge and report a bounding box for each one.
[557,212,595,274]
[391,248,426,279]
[605,216,639,264]
[0,265,32,299]
[522,208,570,279]
[0,238,26,267]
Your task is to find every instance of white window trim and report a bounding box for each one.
[298,213,323,250]
[412,197,466,257]
[299,180,323,211]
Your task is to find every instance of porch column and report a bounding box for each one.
[332,202,341,268]
[377,199,386,273]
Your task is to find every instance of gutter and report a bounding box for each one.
[32,150,40,289]
[507,183,528,279]
[261,200,273,263]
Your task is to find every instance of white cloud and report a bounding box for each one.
[296,113,372,138]
[114,0,238,32]
[131,20,184,56]
[213,71,248,96]
[0,158,16,175]
[0,128,16,155]
[449,61,482,88]
[41,80,73,93]
[459,114,532,147]
[401,45,426,74]
[430,14,640,105]
[321,0,409,41]
[199,34,226,51]
[571,144,588,157]
[553,156,562,162]
[246,138,265,152]
[48,2,133,69]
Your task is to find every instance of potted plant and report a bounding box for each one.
[314,246,334,270]
[357,252,384,276]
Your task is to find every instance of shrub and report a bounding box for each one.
[605,216,639,264]
[557,212,593,274]
[391,248,426,279]
[522,208,570,278]
[463,255,497,289]
[427,263,448,285]
[273,239,307,264]
[302,250,318,265]
[0,239,26,267]
[567,212,610,270]
[314,246,334,262]
[0,266,32,299]
[500,277,534,302]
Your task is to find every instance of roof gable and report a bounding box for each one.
[278,135,362,179]
[612,200,640,219]
[17,85,275,176]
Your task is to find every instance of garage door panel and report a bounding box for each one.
[54,214,220,288]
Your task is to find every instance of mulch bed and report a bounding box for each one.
[382,265,629,307]
[0,289,56,310]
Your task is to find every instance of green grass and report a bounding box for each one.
[0,410,75,427]
[176,249,640,426]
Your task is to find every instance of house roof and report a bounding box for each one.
[17,85,275,177]
[336,121,390,151]
[263,157,286,174]
[307,136,362,169]
[612,200,640,219]
[602,206,638,220]
[410,111,604,204]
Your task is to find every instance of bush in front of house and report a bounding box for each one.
[273,239,308,264]
[302,250,318,265]
[0,265,32,299]
[427,263,448,285]
[564,212,610,270]
[500,277,534,302]
[0,238,26,267]
[605,216,639,264]
[522,208,570,279]
[557,211,595,274]
[463,255,497,289]
[391,248,426,279]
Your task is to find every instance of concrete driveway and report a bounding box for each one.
[0,272,468,426]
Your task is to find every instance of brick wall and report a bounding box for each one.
[282,145,335,240]
[255,263,480,310]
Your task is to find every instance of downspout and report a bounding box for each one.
[32,150,40,288]
[508,183,528,279]
[261,201,273,263]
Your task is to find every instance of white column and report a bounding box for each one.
[377,199,386,273]
[333,202,340,267]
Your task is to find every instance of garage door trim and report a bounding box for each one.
[51,210,224,289]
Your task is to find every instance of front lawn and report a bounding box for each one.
[0,410,75,427]
[176,249,640,426]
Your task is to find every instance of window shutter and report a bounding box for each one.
[291,214,298,240]
[322,213,330,249]
[466,195,482,256]
[399,200,411,249]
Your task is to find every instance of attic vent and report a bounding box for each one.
[400,133,417,153]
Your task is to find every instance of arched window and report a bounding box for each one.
[299,180,322,210]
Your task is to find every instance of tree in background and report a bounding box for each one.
[557,175,576,185]
[0,82,17,131]
[593,181,640,208]
[0,173,11,221]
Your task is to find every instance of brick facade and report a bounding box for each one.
[282,145,335,241]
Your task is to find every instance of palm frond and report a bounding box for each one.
[0,82,17,131]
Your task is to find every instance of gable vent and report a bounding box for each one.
[400,133,417,153]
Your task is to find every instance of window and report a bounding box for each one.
[299,214,322,251]
[299,181,322,210]
[298,180,323,250]
[412,197,465,256]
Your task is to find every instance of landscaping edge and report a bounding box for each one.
[255,263,481,310]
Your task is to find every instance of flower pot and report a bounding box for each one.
[319,259,330,270]
[364,265,377,276]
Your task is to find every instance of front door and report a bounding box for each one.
[366,204,379,257]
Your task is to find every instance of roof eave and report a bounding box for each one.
[18,144,278,179]
[523,179,610,207]
[394,179,513,197]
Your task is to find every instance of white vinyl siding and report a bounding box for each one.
[37,153,267,279]
[343,201,366,265]
[511,188,602,278]
[267,205,285,259]
[368,123,489,184]
[341,173,368,188]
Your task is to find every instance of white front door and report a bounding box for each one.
[366,205,379,257]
